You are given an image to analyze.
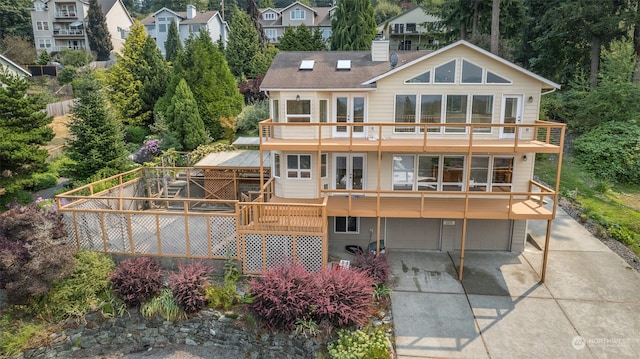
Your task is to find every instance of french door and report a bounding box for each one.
[500,95,523,138]
[333,154,366,191]
[334,94,366,138]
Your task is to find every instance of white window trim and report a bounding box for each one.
[264,12,276,20]
[285,98,311,123]
[265,29,277,40]
[290,8,306,20]
[272,153,281,178]
[286,154,312,179]
[393,93,418,134]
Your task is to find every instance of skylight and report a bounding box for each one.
[299,60,315,70]
[336,60,351,70]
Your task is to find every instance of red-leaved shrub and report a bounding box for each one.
[110,257,163,307]
[352,251,392,284]
[312,268,375,327]
[249,263,314,330]
[0,202,75,304]
[168,261,212,313]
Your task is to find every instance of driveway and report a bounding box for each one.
[390,205,640,358]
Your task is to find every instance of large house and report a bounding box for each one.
[259,1,333,44]
[30,0,134,55]
[258,40,564,277]
[377,6,441,51]
[140,5,229,58]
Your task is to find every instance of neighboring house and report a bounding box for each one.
[258,39,564,277]
[377,6,441,51]
[259,1,333,44]
[0,54,32,79]
[140,5,229,58]
[29,0,134,55]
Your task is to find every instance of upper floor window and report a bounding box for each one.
[291,8,305,20]
[406,71,430,84]
[322,29,331,40]
[271,99,279,122]
[265,29,277,41]
[35,2,45,11]
[273,153,281,178]
[406,23,416,33]
[486,71,511,84]
[38,38,52,49]
[394,95,417,133]
[287,154,311,179]
[462,60,482,83]
[189,24,200,32]
[434,60,456,83]
[264,12,276,20]
[393,155,415,190]
[36,21,49,31]
[286,99,311,123]
[158,24,167,32]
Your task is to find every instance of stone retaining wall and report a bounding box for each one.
[12,309,322,359]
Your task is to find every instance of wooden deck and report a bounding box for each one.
[260,138,561,154]
[269,195,552,220]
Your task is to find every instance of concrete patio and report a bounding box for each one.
[389,205,640,358]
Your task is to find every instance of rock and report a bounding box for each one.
[185,338,197,346]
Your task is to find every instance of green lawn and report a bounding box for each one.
[535,154,640,254]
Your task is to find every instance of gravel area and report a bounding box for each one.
[558,197,640,273]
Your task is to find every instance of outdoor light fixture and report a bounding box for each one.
[528,96,533,103]
[523,155,528,161]
[296,94,300,102]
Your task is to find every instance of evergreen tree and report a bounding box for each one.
[36,50,53,65]
[279,25,325,51]
[0,0,32,39]
[107,21,168,126]
[166,78,209,151]
[86,0,113,61]
[0,70,54,194]
[156,30,243,140]
[331,0,377,50]
[258,0,275,8]
[165,19,182,62]
[67,73,129,181]
[226,10,260,80]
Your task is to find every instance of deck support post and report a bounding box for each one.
[458,218,468,281]
[541,219,552,282]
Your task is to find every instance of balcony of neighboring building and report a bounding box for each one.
[258,120,564,155]
[54,5,78,19]
[53,25,84,37]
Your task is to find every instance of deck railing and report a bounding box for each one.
[259,120,565,149]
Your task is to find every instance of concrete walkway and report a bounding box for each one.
[390,205,640,358]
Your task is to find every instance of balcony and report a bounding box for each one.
[53,45,86,51]
[258,120,565,154]
[54,11,77,19]
[53,29,84,36]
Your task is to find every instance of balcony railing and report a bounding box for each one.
[54,11,78,18]
[258,120,565,152]
[53,29,84,36]
[53,45,86,51]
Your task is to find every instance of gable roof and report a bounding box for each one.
[363,40,561,89]
[140,8,223,25]
[377,6,435,27]
[99,0,134,25]
[281,1,317,15]
[260,50,427,91]
[0,54,31,77]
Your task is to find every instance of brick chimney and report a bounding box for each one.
[187,4,196,19]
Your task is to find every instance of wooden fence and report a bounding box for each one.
[46,98,76,117]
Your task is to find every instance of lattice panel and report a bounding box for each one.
[210,216,237,257]
[75,212,103,250]
[243,234,264,273]
[188,216,209,256]
[157,215,186,255]
[130,213,158,254]
[61,212,76,246]
[103,213,129,253]
[296,236,324,272]
[265,234,294,269]
[204,170,236,200]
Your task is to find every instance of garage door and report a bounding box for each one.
[386,218,440,250]
[449,219,512,251]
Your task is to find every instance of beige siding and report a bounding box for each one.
[105,1,133,54]
[276,152,319,198]
[281,6,315,27]
[386,218,441,249]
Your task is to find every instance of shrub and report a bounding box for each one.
[110,257,163,307]
[235,100,269,136]
[30,172,59,191]
[607,224,635,245]
[206,257,241,310]
[0,320,47,357]
[125,125,149,145]
[0,202,75,304]
[328,327,389,359]
[312,268,375,328]
[141,288,186,321]
[31,250,115,321]
[168,261,212,313]
[249,263,314,331]
[352,251,392,284]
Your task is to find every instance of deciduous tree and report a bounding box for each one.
[86,0,114,61]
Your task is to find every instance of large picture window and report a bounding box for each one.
[469,156,489,191]
[442,156,464,191]
[286,99,311,122]
[471,95,493,133]
[417,155,439,191]
[287,154,311,179]
[420,95,442,133]
[445,95,467,133]
[492,157,514,191]
[394,95,416,133]
[393,155,415,190]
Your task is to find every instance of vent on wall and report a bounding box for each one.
[299,60,315,70]
[336,60,351,70]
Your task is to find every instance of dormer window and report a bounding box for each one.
[291,8,305,20]
[264,12,276,21]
